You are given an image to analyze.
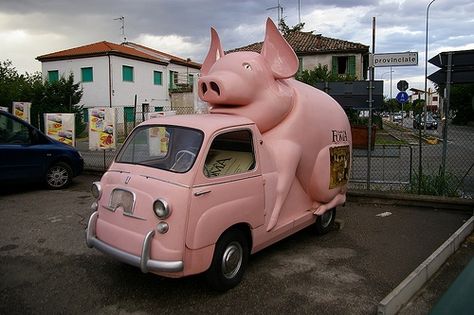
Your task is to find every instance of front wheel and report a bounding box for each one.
[46,162,72,189]
[205,229,249,292]
[315,208,336,235]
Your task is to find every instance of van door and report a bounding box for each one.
[186,128,265,250]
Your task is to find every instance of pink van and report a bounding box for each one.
[86,18,351,291]
[86,113,350,291]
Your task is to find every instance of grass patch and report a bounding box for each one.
[410,167,461,197]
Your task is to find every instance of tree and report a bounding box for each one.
[449,84,474,125]
[279,18,305,36]
[295,64,358,86]
[0,59,85,135]
[30,73,85,135]
[0,60,41,108]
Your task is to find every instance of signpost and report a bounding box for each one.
[428,49,474,177]
[370,52,419,67]
[428,49,474,85]
[397,80,409,92]
[396,91,409,103]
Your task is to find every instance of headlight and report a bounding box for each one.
[91,182,102,199]
[153,199,171,219]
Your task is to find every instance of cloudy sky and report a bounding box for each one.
[1,0,473,96]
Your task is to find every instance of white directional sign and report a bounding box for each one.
[370,52,418,67]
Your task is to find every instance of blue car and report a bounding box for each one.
[0,110,84,189]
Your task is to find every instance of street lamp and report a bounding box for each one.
[380,69,394,99]
[424,0,437,132]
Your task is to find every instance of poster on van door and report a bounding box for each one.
[13,102,31,123]
[44,113,75,146]
[88,107,116,150]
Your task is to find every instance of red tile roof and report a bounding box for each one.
[36,41,201,69]
[228,31,369,55]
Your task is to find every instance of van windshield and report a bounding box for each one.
[116,125,204,173]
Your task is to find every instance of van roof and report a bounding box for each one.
[141,114,256,133]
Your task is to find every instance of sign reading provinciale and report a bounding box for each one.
[370,52,418,67]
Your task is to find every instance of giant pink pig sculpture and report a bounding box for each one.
[199,18,352,231]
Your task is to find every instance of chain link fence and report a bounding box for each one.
[78,107,473,198]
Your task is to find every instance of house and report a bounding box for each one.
[409,88,440,112]
[36,41,201,119]
[229,31,370,80]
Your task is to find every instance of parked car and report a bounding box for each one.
[413,113,438,130]
[392,112,403,122]
[0,110,84,189]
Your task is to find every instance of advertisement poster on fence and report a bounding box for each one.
[13,102,31,123]
[88,107,116,150]
[44,113,75,146]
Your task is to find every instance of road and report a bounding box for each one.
[0,174,471,314]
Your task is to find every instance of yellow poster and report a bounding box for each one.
[88,107,116,150]
[13,102,31,123]
[44,113,75,146]
[329,145,350,189]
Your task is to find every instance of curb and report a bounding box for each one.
[377,216,474,315]
[348,190,474,213]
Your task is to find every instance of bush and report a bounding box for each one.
[410,167,460,197]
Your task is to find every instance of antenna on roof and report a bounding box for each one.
[113,16,127,43]
[266,0,284,27]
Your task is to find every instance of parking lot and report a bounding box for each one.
[0,174,472,314]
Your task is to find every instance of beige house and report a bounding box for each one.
[229,31,370,80]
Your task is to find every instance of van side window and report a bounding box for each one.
[204,130,255,178]
[0,114,31,144]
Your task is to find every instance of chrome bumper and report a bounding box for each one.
[86,211,183,273]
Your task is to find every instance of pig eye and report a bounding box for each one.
[242,63,252,71]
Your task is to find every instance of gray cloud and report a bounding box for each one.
[1,0,473,92]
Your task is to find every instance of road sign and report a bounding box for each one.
[396,91,409,104]
[428,68,474,85]
[428,50,474,68]
[397,80,409,91]
[428,49,474,85]
[314,81,384,109]
[370,52,418,67]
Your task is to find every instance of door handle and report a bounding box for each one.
[194,190,211,196]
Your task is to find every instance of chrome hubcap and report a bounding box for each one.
[47,166,68,187]
[221,241,243,279]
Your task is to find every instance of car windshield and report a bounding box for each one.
[116,125,204,173]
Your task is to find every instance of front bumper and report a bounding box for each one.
[86,211,183,273]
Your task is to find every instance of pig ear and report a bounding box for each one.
[261,18,299,79]
[201,27,224,75]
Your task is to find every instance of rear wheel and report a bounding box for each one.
[315,208,336,235]
[205,229,249,292]
[46,162,72,189]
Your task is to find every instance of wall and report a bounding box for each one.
[301,53,365,80]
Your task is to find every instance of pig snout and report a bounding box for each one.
[200,78,221,99]
[198,74,254,106]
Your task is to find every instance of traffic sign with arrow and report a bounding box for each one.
[396,91,409,104]
[428,49,474,85]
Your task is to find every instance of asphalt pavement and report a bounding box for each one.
[1,174,473,314]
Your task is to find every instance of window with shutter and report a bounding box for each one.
[48,70,59,82]
[81,67,93,82]
[122,65,134,82]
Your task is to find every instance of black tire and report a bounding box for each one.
[315,208,336,235]
[46,162,73,189]
[205,229,249,292]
